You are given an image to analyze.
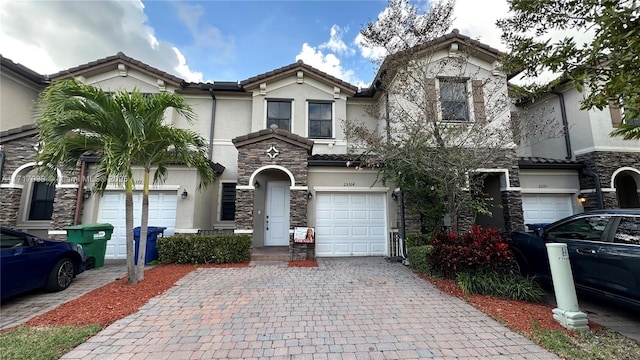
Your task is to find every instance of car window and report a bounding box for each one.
[547,216,611,241]
[0,231,28,248]
[614,217,640,245]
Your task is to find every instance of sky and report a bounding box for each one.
[0,0,511,88]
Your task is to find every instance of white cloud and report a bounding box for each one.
[0,0,203,82]
[451,0,508,51]
[319,25,355,56]
[295,43,367,88]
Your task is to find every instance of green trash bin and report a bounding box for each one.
[64,223,114,269]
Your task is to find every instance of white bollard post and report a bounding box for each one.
[545,243,589,331]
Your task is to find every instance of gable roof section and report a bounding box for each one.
[232,127,314,154]
[48,52,185,87]
[360,29,505,98]
[241,60,358,95]
[0,55,48,85]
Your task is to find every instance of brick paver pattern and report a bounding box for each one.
[62,258,558,359]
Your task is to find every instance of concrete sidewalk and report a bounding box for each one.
[62,258,558,359]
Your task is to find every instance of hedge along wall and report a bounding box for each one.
[157,234,251,264]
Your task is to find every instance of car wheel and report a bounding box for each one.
[510,251,529,276]
[45,258,74,292]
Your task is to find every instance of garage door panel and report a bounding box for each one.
[98,191,177,259]
[522,194,573,229]
[315,192,387,257]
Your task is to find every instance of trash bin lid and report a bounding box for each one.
[64,223,114,231]
[134,226,167,235]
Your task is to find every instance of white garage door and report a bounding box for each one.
[522,194,573,230]
[98,191,177,259]
[315,192,387,257]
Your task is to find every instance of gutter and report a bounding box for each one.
[581,170,604,210]
[208,88,217,159]
[550,90,573,160]
[73,160,88,225]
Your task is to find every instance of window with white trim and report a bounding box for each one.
[266,100,291,131]
[439,78,470,122]
[308,102,333,138]
[220,183,236,221]
[29,182,55,220]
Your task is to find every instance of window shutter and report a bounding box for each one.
[472,80,486,124]
[609,101,622,127]
[426,78,437,119]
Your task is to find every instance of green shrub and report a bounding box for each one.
[456,271,544,302]
[405,234,433,248]
[407,245,432,275]
[157,234,251,264]
[428,226,513,278]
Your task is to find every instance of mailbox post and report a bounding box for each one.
[546,243,589,331]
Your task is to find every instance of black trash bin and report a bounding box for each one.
[133,226,166,265]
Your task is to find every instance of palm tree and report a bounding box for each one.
[36,79,214,284]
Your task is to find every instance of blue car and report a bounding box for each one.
[510,210,640,310]
[1,227,86,301]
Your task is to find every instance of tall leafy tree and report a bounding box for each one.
[36,79,214,284]
[347,0,514,232]
[498,0,640,139]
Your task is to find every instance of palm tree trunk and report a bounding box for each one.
[135,170,150,282]
[125,178,137,285]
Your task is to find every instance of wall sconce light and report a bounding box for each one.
[181,189,188,199]
[254,180,260,189]
[391,192,398,201]
[307,191,313,200]
[83,189,92,199]
[578,196,586,204]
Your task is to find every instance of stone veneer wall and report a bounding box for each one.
[1,132,82,233]
[398,149,524,234]
[1,134,39,228]
[0,188,22,227]
[50,187,79,238]
[235,136,313,258]
[577,151,640,210]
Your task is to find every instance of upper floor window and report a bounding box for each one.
[439,79,469,122]
[267,100,291,131]
[308,102,332,138]
[29,182,55,220]
[220,183,236,221]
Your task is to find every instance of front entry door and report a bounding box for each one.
[265,181,290,246]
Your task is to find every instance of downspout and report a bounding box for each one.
[581,170,604,210]
[385,92,391,140]
[550,90,573,160]
[399,190,407,258]
[73,159,88,225]
[208,88,217,159]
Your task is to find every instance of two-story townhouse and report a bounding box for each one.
[1,30,530,260]
[515,81,640,227]
[1,56,50,238]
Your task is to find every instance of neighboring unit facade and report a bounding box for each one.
[514,82,640,228]
[3,31,636,259]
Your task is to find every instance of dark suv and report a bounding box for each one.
[510,210,640,311]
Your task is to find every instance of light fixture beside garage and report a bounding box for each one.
[181,189,188,199]
[578,196,586,204]
[307,191,313,200]
[83,188,92,199]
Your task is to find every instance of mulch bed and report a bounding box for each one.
[288,259,318,267]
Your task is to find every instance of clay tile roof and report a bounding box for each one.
[518,157,584,169]
[0,124,39,142]
[1,55,48,85]
[240,60,358,94]
[48,52,185,86]
[232,127,314,153]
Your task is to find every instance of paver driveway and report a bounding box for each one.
[63,258,558,359]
